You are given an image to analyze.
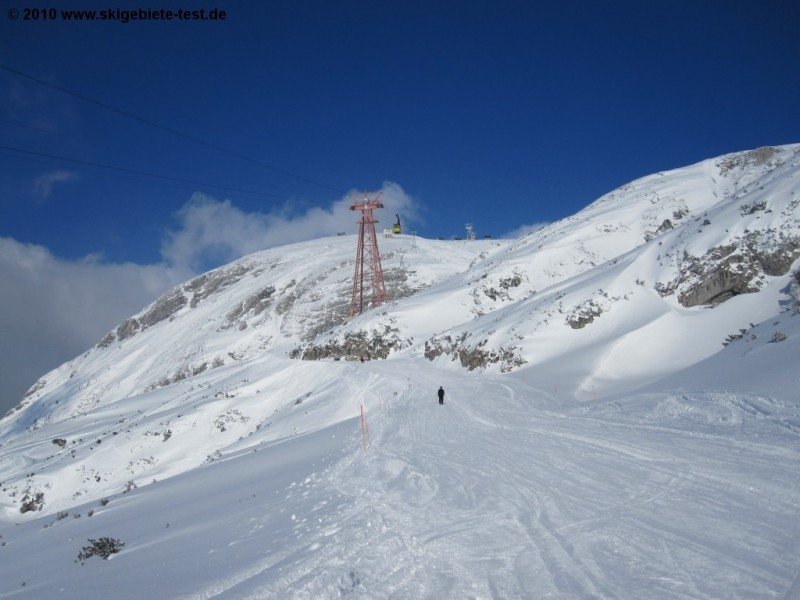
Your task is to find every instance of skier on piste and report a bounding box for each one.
[437,386,445,405]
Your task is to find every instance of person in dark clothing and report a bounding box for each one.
[437,386,445,404]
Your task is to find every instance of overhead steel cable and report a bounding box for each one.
[0,147,230,198]
[0,114,285,195]
[0,144,292,199]
[0,63,346,195]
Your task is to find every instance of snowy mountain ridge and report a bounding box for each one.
[307,143,800,393]
[1,144,799,599]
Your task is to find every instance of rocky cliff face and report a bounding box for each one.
[653,148,800,308]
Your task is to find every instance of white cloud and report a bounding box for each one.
[33,169,78,199]
[161,181,420,271]
[502,222,550,239]
[0,183,423,414]
[0,238,187,415]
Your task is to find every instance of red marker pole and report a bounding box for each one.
[360,404,370,450]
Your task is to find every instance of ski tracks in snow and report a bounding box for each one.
[198,370,800,599]
[245,377,606,598]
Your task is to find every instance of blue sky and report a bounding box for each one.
[1,0,799,410]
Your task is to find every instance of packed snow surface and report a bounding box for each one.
[1,356,799,598]
[1,144,799,598]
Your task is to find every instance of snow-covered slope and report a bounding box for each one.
[6,144,800,431]
[1,145,799,598]
[317,144,800,396]
[1,325,799,598]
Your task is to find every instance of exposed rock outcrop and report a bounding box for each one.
[424,333,526,372]
[98,288,188,347]
[658,232,800,307]
[223,286,276,329]
[292,325,410,361]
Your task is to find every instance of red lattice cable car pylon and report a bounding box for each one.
[349,191,387,317]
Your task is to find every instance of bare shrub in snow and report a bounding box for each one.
[19,492,44,514]
[76,537,125,562]
[770,331,787,343]
[723,329,748,346]
[740,201,768,216]
[214,409,250,432]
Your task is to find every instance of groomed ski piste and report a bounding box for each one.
[1,145,799,598]
[2,351,799,598]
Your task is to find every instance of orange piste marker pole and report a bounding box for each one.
[360,404,370,450]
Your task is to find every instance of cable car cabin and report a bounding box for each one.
[392,214,401,235]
